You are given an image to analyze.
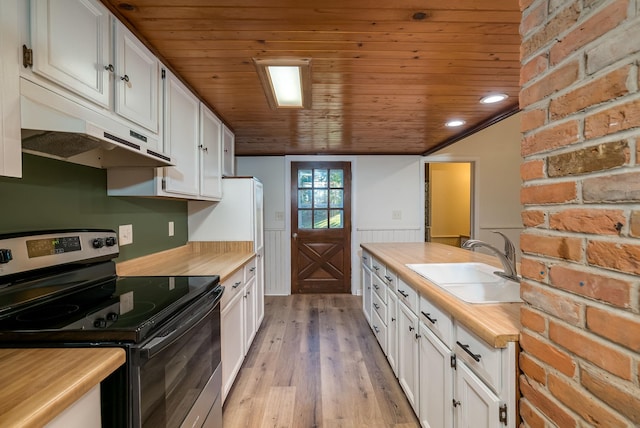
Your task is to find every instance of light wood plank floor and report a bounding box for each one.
[223,294,420,428]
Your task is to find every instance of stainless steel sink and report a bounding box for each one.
[405,262,522,304]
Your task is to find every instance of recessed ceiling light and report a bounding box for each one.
[480,93,509,104]
[445,119,465,127]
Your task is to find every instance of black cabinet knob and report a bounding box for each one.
[105,236,116,247]
[0,249,12,264]
[92,238,105,249]
[94,318,107,328]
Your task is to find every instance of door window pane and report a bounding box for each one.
[314,210,328,228]
[329,210,343,228]
[314,169,328,188]
[330,169,344,188]
[330,189,343,208]
[314,189,328,208]
[298,189,312,208]
[299,210,312,229]
[298,170,312,188]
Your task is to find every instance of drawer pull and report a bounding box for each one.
[373,283,379,290]
[363,256,368,261]
[249,267,256,272]
[452,399,461,408]
[373,303,380,310]
[373,265,380,271]
[398,290,409,298]
[421,311,437,324]
[232,281,242,289]
[409,326,414,332]
[456,341,482,362]
[373,325,380,333]
[384,275,392,282]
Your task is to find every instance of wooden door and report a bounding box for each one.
[291,162,351,293]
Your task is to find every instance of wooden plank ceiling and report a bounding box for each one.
[102,0,522,156]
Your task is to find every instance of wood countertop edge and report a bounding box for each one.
[361,243,521,348]
[0,348,126,428]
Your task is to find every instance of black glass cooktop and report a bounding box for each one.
[0,270,220,344]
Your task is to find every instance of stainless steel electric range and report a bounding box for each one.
[0,229,223,428]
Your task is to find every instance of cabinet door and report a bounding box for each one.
[255,249,265,328]
[398,301,419,413]
[163,69,200,196]
[254,181,264,251]
[221,290,245,403]
[362,264,372,326]
[199,105,223,199]
[387,290,399,377]
[419,323,453,428]
[455,361,501,428]
[222,125,234,176]
[244,277,257,353]
[31,0,111,108]
[114,21,159,132]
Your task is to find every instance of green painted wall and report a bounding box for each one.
[0,154,188,261]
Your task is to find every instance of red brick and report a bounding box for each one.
[585,98,640,139]
[587,240,640,275]
[519,398,547,428]
[548,373,629,427]
[522,210,546,227]
[522,120,580,156]
[583,171,640,203]
[520,256,548,281]
[520,61,580,107]
[521,3,547,38]
[521,306,547,333]
[521,4,581,60]
[521,280,582,325]
[549,264,631,308]
[549,66,631,119]
[520,233,582,261]
[520,330,577,377]
[582,367,640,425]
[520,55,549,88]
[519,375,578,428]
[586,306,640,352]
[549,208,626,235]
[549,320,632,379]
[521,182,577,205]
[521,159,545,181]
[520,352,547,385]
[549,0,630,65]
[630,211,640,237]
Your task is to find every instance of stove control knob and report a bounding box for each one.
[0,249,12,264]
[106,312,119,322]
[94,318,107,328]
[92,238,105,249]
[105,236,117,247]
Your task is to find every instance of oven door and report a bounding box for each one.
[131,287,222,428]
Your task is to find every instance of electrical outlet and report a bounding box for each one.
[392,210,402,220]
[119,224,133,246]
[168,221,175,237]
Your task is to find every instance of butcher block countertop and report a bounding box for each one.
[0,347,125,427]
[361,242,521,348]
[116,241,255,280]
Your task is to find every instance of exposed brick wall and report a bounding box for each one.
[519,0,640,426]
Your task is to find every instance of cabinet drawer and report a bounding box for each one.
[372,309,387,355]
[419,295,453,347]
[455,324,502,394]
[244,257,257,282]
[382,268,397,292]
[371,256,385,279]
[396,278,418,314]
[220,268,244,310]
[361,250,373,269]
[372,290,387,325]
[372,274,387,303]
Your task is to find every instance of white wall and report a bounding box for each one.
[426,112,523,255]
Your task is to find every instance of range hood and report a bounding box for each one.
[20,78,173,168]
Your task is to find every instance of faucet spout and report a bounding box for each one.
[461,231,519,282]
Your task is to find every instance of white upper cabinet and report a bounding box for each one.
[114,22,159,132]
[222,124,235,177]
[31,0,111,108]
[163,68,200,197]
[199,105,223,199]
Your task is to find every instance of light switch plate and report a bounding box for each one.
[168,221,175,237]
[119,224,133,246]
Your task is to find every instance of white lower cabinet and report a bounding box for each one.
[387,290,399,377]
[362,263,372,325]
[243,276,257,353]
[455,361,502,428]
[419,322,453,428]
[398,301,420,414]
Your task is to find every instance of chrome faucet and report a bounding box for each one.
[461,231,520,282]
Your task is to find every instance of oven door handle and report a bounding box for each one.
[140,287,222,359]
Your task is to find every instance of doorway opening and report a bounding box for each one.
[425,162,473,247]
